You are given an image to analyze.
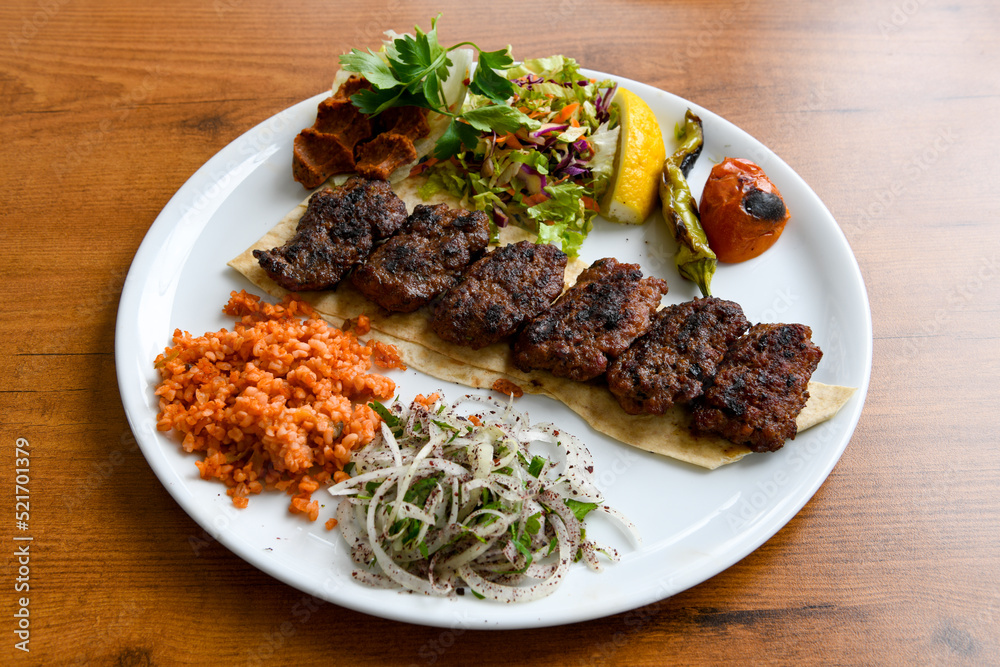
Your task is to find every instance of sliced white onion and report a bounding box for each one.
[595,504,643,547]
[457,516,574,604]
[328,393,637,601]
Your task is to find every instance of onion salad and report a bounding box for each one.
[328,392,640,602]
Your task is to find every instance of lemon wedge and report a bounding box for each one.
[600,88,666,224]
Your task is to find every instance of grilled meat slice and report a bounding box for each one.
[512,258,669,381]
[252,177,407,291]
[608,297,749,415]
[430,241,568,349]
[350,203,490,312]
[691,322,823,452]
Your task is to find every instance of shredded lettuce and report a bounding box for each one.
[415,54,620,256]
[506,55,579,83]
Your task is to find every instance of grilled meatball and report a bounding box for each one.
[430,241,568,349]
[350,203,490,312]
[253,177,407,291]
[607,297,749,415]
[512,258,668,381]
[691,323,823,452]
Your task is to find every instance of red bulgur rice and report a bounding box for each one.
[154,290,403,521]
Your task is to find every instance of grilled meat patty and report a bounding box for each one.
[253,177,407,291]
[607,297,749,415]
[430,241,568,349]
[691,322,823,452]
[350,203,490,312]
[512,257,669,381]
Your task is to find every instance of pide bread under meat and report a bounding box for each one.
[229,177,855,470]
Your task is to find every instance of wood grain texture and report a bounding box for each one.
[2,0,998,664]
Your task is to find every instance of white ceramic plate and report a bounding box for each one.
[116,71,871,629]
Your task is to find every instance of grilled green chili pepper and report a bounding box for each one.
[659,109,716,297]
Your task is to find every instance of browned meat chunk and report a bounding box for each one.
[379,106,431,141]
[691,323,823,452]
[252,177,407,291]
[430,241,568,349]
[607,297,749,415]
[293,77,375,188]
[351,204,490,312]
[313,99,373,149]
[313,76,374,145]
[332,74,371,103]
[355,132,419,181]
[293,76,431,188]
[292,128,358,189]
[512,258,668,381]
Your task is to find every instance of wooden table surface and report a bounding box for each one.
[3,0,998,664]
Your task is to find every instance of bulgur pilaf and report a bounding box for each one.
[154,290,403,520]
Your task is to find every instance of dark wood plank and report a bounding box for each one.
[2,0,998,663]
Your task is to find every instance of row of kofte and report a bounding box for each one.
[254,177,822,453]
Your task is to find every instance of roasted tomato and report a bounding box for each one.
[698,158,790,263]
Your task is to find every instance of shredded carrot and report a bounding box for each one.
[521,192,549,208]
[555,102,580,123]
[496,132,523,149]
[582,196,601,211]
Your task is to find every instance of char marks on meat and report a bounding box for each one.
[252,177,407,291]
[351,203,490,312]
[430,241,568,349]
[512,258,669,382]
[691,323,823,452]
[607,297,749,415]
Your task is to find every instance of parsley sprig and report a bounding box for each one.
[338,16,539,159]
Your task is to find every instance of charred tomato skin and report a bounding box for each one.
[698,158,790,263]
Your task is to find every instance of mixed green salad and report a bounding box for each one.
[340,18,621,256]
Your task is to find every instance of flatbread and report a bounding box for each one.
[229,180,856,469]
